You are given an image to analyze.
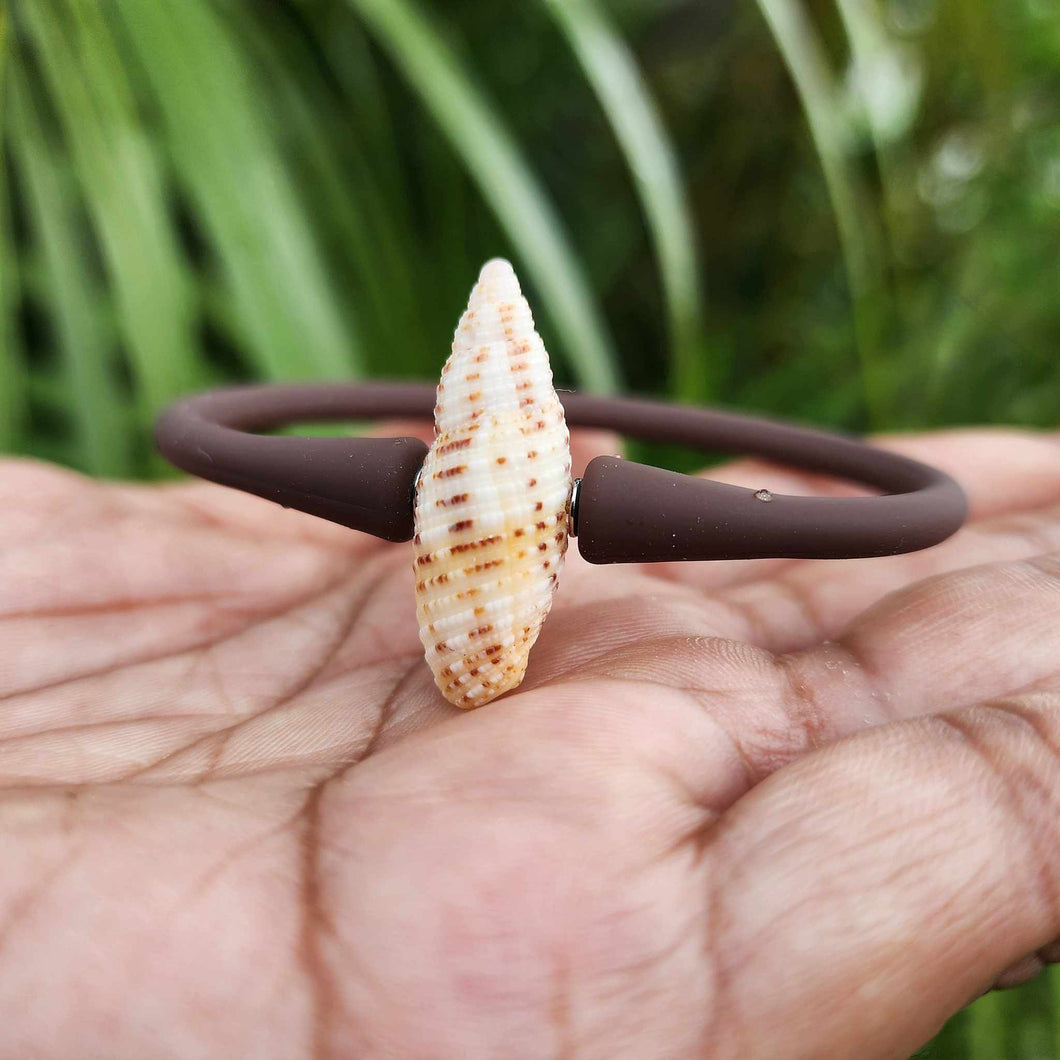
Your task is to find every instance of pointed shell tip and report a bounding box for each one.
[480,256,514,274]
[478,258,519,292]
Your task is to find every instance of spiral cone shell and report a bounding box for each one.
[412,259,571,708]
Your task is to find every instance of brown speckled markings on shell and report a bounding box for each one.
[412,259,572,708]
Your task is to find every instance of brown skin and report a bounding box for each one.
[0,427,1059,1059]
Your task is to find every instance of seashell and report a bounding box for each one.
[412,259,572,708]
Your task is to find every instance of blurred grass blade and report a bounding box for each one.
[22,1,200,416]
[112,0,361,381]
[833,0,921,264]
[753,0,875,290]
[306,8,414,233]
[231,5,426,376]
[1054,965,1060,1060]
[8,55,132,475]
[0,11,29,450]
[835,0,921,146]
[542,0,708,400]
[753,0,887,422]
[966,988,1007,1060]
[350,0,620,393]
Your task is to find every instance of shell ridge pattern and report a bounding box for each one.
[412,259,572,708]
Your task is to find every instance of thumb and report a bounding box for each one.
[703,687,1060,1059]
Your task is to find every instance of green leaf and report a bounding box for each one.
[349,0,620,393]
[966,987,1007,1060]
[7,53,133,475]
[229,4,427,376]
[111,0,361,381]
[21,0,201,415]
[302,7,414,237]
[0,11,29,450]
[753,0,887,423]
[1053,965,1060,1059]
[542,0,709,400]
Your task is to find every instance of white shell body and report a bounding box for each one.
[412,260,572,708]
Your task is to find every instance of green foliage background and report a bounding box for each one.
[1,1,1058,1053]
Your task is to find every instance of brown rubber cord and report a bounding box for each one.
[154,382,967,563]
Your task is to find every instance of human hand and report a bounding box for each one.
[1,426,1058,1059]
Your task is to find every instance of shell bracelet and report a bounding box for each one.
[156,259,968,708]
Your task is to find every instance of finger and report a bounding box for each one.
[702,686,1060,1059]
[369,417,434,447]
[702,428,1060,519]
[569,428,623,477]
[652,428,1060,592]
[992,951,1047,991]
[883,428,1060,516]
[782,554,1060,740]
[610,552,1060,808]
[717,499,1060,653]
[1001,938,1060,988]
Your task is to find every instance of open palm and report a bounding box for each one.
[2,425,1059,1059]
